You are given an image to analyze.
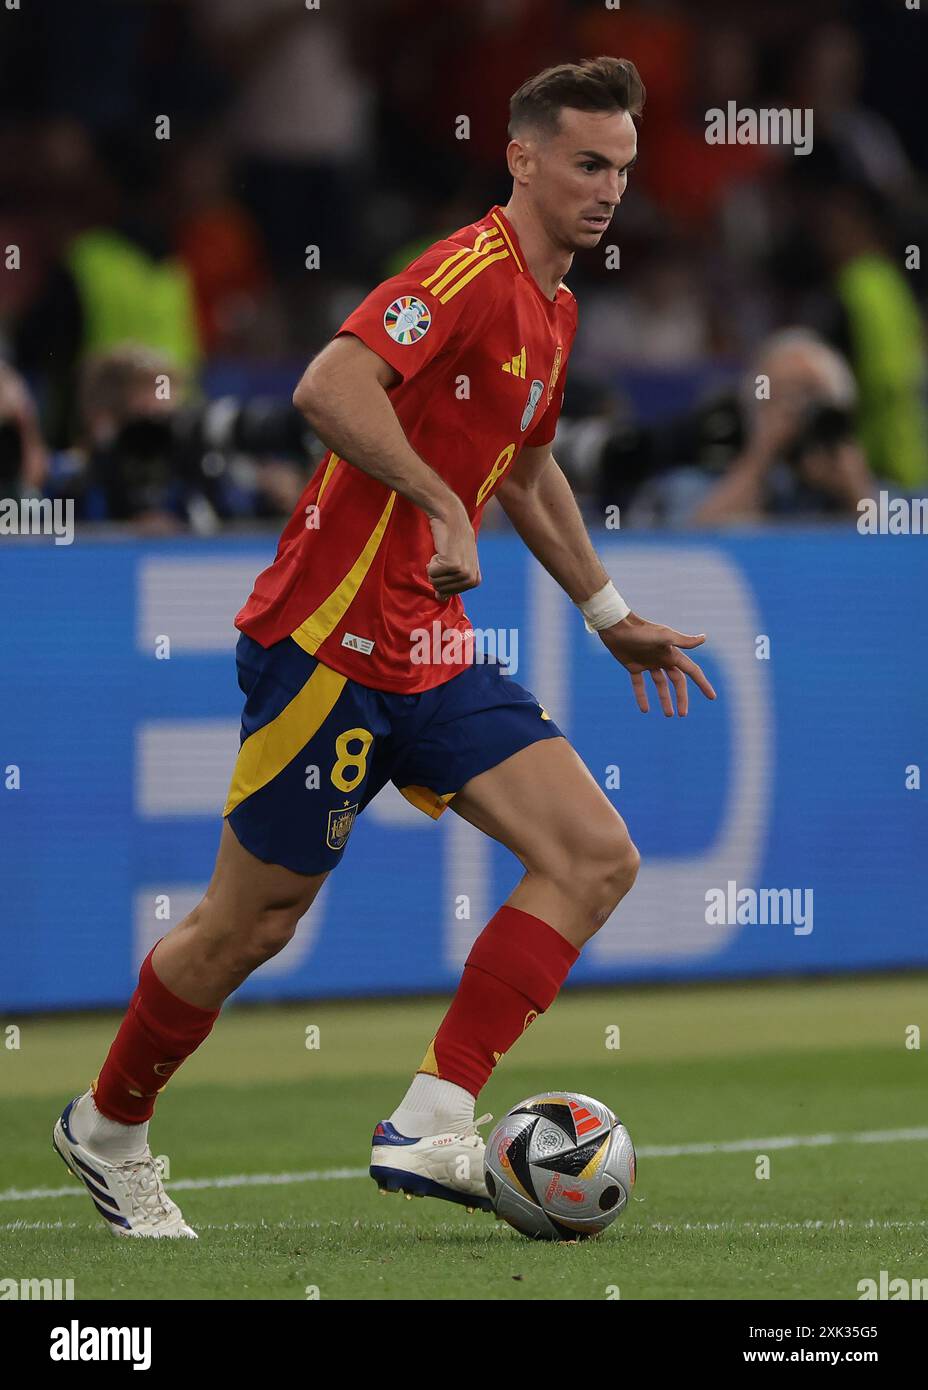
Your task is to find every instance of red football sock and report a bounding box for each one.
[92,946,221,1124]
[422,906,579,1096]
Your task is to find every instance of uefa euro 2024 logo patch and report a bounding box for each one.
[384,295,431,345]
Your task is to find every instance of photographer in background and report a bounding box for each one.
[50,343,312,532]
[692,330,874,525]
[624,330,879,527]
[50,345,205,534]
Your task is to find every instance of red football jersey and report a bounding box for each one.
[235,205,578,692]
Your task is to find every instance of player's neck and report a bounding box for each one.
[499,199,573,302]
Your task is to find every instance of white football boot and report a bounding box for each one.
[369,1113,494,1212]
[53,1097,197,1238]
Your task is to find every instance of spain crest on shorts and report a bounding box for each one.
[327,803,358,851]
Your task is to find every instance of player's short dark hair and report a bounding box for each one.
[508,56,645,142]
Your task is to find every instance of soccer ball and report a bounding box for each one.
[484,1091,636,1241]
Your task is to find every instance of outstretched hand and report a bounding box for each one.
[598,612,717,716]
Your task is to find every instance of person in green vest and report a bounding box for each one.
[15,134,201,448]
[65,229,199,369]
[820,184,928,491]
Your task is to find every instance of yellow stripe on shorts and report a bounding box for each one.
[399,784,456,820]
[224,662,347,817]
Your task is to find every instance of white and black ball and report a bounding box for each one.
[484,1091,636,1241]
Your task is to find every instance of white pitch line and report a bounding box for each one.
[636,1218,928,1233]
[2,1220,82,1232]
[5,1217,928,1235]
[0,1166,368,1204]
[3,1125,926,1205]
[161,1217,928,1233]
[640,1125,928,1157]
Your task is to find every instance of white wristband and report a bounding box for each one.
[578,580,630,633]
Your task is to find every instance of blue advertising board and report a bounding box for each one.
[1,530,925,1011]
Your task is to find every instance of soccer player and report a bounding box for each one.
[54,56,715,1236]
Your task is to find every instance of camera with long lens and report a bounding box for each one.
[91,398,315,520]
[591,391,855,514]
[782,402,856,468]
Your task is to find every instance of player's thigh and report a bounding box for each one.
[451,736,636,884]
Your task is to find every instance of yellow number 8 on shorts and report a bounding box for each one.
[331,727,374,792]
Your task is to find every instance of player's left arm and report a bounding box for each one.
[496,444,716,716]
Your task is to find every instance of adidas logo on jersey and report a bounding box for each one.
[501,346,527,378]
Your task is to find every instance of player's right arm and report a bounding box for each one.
[293,335,479,598]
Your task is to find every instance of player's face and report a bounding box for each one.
[533,107,638,250]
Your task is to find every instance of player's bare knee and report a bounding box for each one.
[571,828,640,931]
[240,900,307,967]
[610,834,641,906]
[186,886,313,975]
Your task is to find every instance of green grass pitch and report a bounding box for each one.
[2,975,926,1300]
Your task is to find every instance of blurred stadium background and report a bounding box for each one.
[0,0,926,1300]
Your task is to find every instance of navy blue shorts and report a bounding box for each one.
[224,633,563,875]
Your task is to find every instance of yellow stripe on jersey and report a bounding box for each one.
[431,242,509,304]
[424,235,503,297]
[420,228,495,292]
[436,249,510,303]
[421,227,510,304]
[420,245,472,289]
[290,490,397,656]
[223,661,347,816]
[316,452,341,503]
[490,211,525,273]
